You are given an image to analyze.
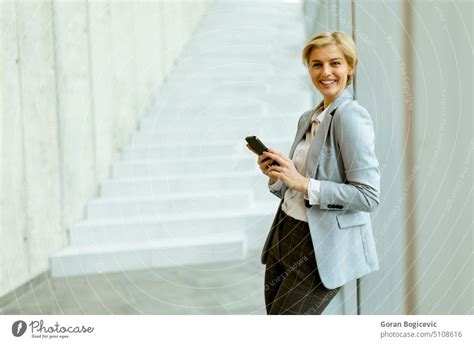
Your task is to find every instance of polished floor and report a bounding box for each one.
[1,251,266,315]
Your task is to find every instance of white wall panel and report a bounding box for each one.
[354,0,407,315]
[411,0,472,314]
[15,0,63,280]
[88,1,116,184]
[52,0,97,231]
[0,0,30,298]
[1,0,215,299]
[109,2,139,150]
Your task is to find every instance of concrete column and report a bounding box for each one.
[354,0,407,315]
[51,0,97,231]
[87,1,115,184]
[0,0,30,298]
[15,0,63,279]
[410,0,472,314]
[109,2,139,150]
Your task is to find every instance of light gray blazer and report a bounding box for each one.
[261,88,380,289]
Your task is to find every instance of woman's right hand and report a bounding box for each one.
[246,144,280,184]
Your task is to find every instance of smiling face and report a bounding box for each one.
[308,44,353,108]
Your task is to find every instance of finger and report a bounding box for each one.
[246,144,257,155]
[260,161,277,176]
[261,158,274,168]
[268,170,282,179]
[258,154,273,164]
[263,150,282,159]
[263,152,286,166]
[267,165,283,173]
[266,147,283,156]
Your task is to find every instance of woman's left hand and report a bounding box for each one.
[263,151,309,193]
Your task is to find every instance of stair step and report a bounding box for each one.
[191,23,302,40]
[173,62,276,78]
[70,205,277,247]
[177,53,301,69]
[112,156,258,178]
[130,127,296,145]
[131,126,296,144]
[204,3,302,21]
[155,78,309,100]
[121,138,292,160]
[198,19,304,35]
[100,174,278,204]
[87,190,252,220]
[171,62,304,80]
[147,93,311,117]
[137,116,295,135]
[146,102,265,121]
[51,232,245,277]
[101,172,259,198]
[163,72,308,85]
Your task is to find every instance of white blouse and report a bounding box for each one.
[269,105,329,222]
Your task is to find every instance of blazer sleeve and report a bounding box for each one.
[318,103,380,212]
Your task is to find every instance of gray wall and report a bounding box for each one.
[410,0,472,315]
[353,0,407,316]
[302,0,472,314]
[1,0,215,299]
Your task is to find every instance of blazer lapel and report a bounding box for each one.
[281,110,315,198]
[288,110,314,159]
[305,88,353,178]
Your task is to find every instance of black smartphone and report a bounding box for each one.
[245,136,279,166]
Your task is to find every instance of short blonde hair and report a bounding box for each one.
[301,32,358,86]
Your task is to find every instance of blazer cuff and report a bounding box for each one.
[305,179,321,205]
[268,179,283,193]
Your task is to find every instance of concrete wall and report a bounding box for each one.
[353,0,407,315]
[1,0,215,299]
[301,0,472,314]
[410,0,472,315]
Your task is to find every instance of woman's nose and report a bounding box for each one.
[321,65,332,76]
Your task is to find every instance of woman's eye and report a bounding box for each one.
[332,62,341,66]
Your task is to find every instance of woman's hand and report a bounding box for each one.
[262,151,310,193]
[246,144,279,184]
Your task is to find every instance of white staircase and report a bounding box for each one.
[51,0,312,277]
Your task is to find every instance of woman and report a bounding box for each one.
[247,32,380,315]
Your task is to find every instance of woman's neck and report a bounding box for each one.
[323,87,347,108]
[323,100,333,109]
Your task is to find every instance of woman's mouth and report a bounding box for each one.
[320,80,337,87]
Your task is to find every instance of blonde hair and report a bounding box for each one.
[301,32,358,86]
